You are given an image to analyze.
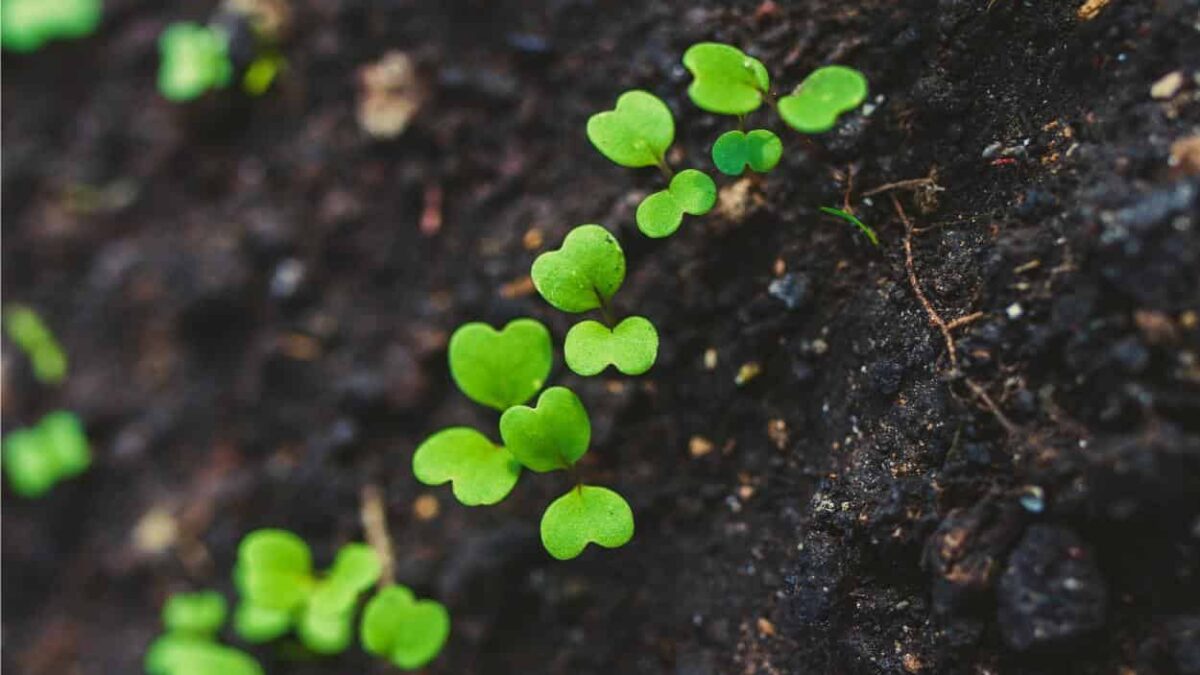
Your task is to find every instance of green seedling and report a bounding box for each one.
[564,316,658,376]
[157,22,233,102]
[586,90,675,171]
[499,387,590,473]
[145,591,263,675]
[636,169,716,238]
[4,305,68,384]
[778,65,868,134]
[819,206,879,246]
[682,42,771,115]
[2,411,90,498]
[711,129,783,176]
[448,319,553,411]
[360,585,450,670]
[531,224,625,314]
[541,485,634,561]
[412,427,521,506]
[233,530,381,655]
[1,0,100,53]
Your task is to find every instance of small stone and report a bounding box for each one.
[902,653,924,673]
[1150,71,1185,100]
[1076,0,1111,20]
[703,348,718,370]
[1169,136,1200,175]
[133,507,178,554]
[413,494,440,521]
[766,419,788,450]
[1006,303,1024,320]
[756,617,776,637]
[357,51,424,139]
[522,228,544,251]
[689,435,715,458]
[1018,485,1045,513]
[735,361,762,386]
[768,273,811,310]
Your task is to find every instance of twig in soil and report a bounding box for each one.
[863,176,939,197]
[963,377,1019,436]
[360,484,396,587]
[895,194,961,372]
[946,311,985,330]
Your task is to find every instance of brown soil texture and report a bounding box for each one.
[3,1,1199,674]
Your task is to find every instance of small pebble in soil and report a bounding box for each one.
[768,272,811,310]
[1006,303,1024,320]
[689,435,714,458]
[413,494,439,521]
[997,525,1108,651]
[703,348,718,370]
[735,362,762,386]
[1018,485,1046,513]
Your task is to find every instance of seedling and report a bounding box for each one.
[587,92,717,237]
[233,529,381,655]
[360,585,450,670]
[145,590,263,675]
[819,206,879,246]
[541,485,635,561]
[2,411,90,498]
[1,0,100,53]
[682,42,771,115]
[412,427,521,506]
[157,22,233,102]
[711,129,783,176]
[636,169,717,238]
[778,66,869,134]
[531,224,659,375]
[448,319,552,411]
[4,305,68,384]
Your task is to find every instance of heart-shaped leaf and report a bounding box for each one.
[778,65,868,133]
[448,319,552,411]
[163,591,227,637]
[564,317,658,376]
[235,529,314,611]
[711,129,783,176]
[412,427,521,505]
[531,225,626,313]
[635,169,717,238]
[540,485,634,560]
[234,602,292,644]
[499,387,590,473]
[360,585,451,670]
[586,90,675,168]
[682,43,771,115]
[145,635,264,675]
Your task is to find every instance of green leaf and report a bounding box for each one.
[233,602,292,644]
[540,485,634,560]
[586,90,674,168]
[818,206,879,247]
[682,43,770,115]
[711,129,783,176]
[3,305,67,383]
[1,0,102,53]
[635,169,717,238]
[327,543,382,592]
[298,607,353,655]
[145,635,264,675]
[499,387,590,473]
[564,317,659,376]
[38,411,90,477]
[360,585,451,670]
[778,65,868,133]
[163,591,227,637]
[530,224,626,313]
[412,427,522,505]
[235,529,313,611]
[448,319,553,411]
[157,22,233,102]
[2,427,58,498]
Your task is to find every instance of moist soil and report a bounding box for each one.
[3,1,1199,674]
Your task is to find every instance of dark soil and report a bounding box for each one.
[4,1,1199,673]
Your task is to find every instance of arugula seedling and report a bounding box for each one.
[448,319,552,411]
[4,305,68,384]
[2,411,90,498]
[145,590,263,675]
[157,22,233,102]
[499,387,590,473]
[711,129,783,176]
[412,427,521,506]
[682,42,771,115]
[361,585,450,670]
[541,485,634,561]
[233,529,381,655]
[1,0,100,53]
[636,169,717,238]
[778,66,868,134]
[564,316,658,376]
[586,90,675,173]
[819,206,879,246]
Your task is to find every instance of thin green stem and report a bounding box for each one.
[655,155,675,181]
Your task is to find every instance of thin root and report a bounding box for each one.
[360,484,396,587]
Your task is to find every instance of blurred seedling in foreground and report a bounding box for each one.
[361,585,451,670]
[157,22,234,102]
[2,411,90,498]
[4,305,68,384]
[145,591,262,675]
[1,0,100,53]
[587,91,718,238]
[233,530,381,654]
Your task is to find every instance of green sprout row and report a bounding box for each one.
[146,529,449,673]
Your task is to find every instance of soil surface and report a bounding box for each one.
[3,1,1199,674]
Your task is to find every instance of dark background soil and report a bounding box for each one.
[3,1,1199,673]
